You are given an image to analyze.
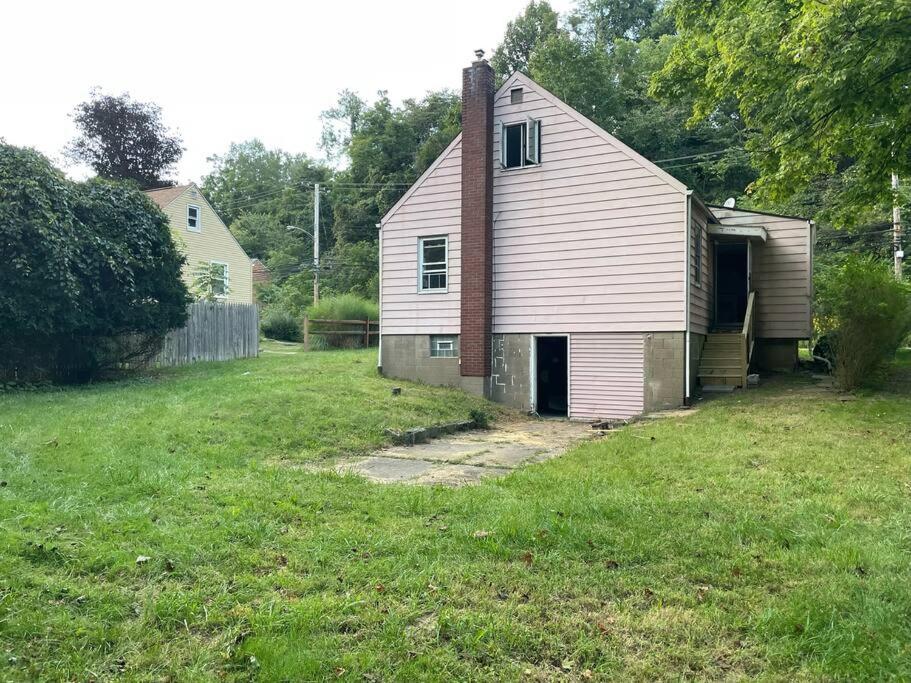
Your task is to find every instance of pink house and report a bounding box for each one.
[378,55,814,420]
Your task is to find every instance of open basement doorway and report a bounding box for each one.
[535,336,568,417]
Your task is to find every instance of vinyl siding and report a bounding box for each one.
[689,202,713,335]
[380,140,462,335]
[569,333,644,420]
[711,207,812,338]
[491,79,688,334]
[161,187,253,304]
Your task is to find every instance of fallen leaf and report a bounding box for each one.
[473,530,492,538]
[561,659,575,671]
[696,585,711,602]
[520,551,533,566]
[135,555,151,565]
[582,669,593,680]
[374,582,385,593]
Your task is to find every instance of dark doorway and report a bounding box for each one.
[535,336,568,417]
[714,243,749,327]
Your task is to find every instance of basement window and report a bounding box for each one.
[187,204,201,232]
[500,119,540,169]
[430,335,458,358]
[419,236,447,292]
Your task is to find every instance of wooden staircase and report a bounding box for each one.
[697,291,756,388]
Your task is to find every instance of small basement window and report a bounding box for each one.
[430,335,458,358]
[419,236,447,292]
[500,119,540,169]
[187,204,201,232]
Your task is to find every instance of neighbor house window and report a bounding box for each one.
[510,87,523,105]
[211,261,228,298]
[500,119,541,169]
[430,335,458,358]
[187,204,201,232]
[419,236,447,292]
[694,224,703,286]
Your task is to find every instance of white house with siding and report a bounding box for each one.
[378,57,813,420]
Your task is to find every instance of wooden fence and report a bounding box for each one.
[303,316,379,350]
[156,301,259,367]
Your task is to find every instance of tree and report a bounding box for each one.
[66,90,183,189]
[652,0,911,223]
[1,144,190,381]
[569,0,661,44]
[491,1,561,80]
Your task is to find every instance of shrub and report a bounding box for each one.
[307,295,379,349]
[261,310,301,342]
[0,145,190,382]
[815,255,911,390]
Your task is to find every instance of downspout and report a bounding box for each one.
[376,222,383,371]
[684,191,693,406]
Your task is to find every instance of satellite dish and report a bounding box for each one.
[723,197,736,208]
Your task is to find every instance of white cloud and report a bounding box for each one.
[1,0,574,183]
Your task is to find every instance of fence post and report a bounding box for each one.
[303,314,310,351]
[365,319,370,348]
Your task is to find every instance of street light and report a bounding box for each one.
[286,225,319,304]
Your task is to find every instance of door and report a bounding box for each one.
[714,242,749,327]
[534,336,568,417]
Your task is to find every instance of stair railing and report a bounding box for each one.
[741,290,756,386]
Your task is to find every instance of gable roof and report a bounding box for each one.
[380,70,689,226]
[144,184,191,208]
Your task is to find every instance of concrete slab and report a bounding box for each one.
[339,456,436,483]
[412,464,511,486]
[463,444,545,469]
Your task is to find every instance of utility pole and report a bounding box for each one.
[313,183,320,303]
[892,173,904,279]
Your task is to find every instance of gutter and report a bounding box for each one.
[376,222,383,370]
[684,191,693,406]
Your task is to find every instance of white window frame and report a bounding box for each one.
[430,335,458,358]
[694,223,703,287]
[210,260,229,299]
[418,235,448,293]
[499,118,541,170]
[187,204,201,232]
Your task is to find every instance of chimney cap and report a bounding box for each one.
[474,48,485,61]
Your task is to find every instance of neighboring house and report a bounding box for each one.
[251,258,272,287]
[145,183,253,304]
[377,56,814,420]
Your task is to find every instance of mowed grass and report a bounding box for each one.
[1,345,910,680]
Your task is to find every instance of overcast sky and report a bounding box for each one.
[1,0,575,183]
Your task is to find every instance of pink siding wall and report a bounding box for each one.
[711,207,813,338]
[380,140,462,335]
[569,333,645,420]
[491,78,688,334]
[689,202,713,335]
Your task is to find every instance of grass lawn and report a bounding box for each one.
[1,345,910,680]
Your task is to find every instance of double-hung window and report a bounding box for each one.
[210,261,229,298]
[419,236,447,292]
[187,204,201,232]
[500,118,541,169]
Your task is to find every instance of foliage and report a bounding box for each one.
[260,309,301,342]
[319,241,378,301]
[65,90,183,189]
[568,0,663,44]
[190,261,230,302]
[490,1,560,81]
[815,255,911,390]
[0,143,189,382]
[308,295,379,348]
[2,348,911,678]
[256,271,314,319]
[653,0,911,224]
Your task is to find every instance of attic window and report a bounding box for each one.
[500,119,541,169]
[187,204,201,232]
[510,88,523,105]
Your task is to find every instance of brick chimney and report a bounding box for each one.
[460,51,494,385]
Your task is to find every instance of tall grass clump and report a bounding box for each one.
[260,309,301,342]
[307,295,379,349]
[815,255,911,390]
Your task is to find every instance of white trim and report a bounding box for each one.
[210,260,229,299]
[685,192,692,403]
[496,72,688,194]
[707,224,768,242]
[417,235,448,293]
[529,333,571,417]
[381,134,462,225]
[187,204,201,232]
[377,223,383,369]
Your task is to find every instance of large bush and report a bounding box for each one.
[815,255,911,390]
[0,144,190,382]
[307,295,378,349]
[261,310,301,342]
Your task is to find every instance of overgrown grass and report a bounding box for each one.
[1,347,910,680]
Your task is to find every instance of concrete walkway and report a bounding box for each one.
[334,419,595,486]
